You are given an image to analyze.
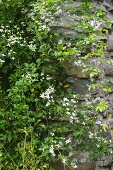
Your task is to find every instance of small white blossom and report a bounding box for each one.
[46,102,50,107]
[50,132,55,136]
[58,39,63,44]
[62,97,70,106]
[28,43,36,52]
[89,131,94,139]
[55,144,60,148]
[96,120,102,125]
[82,122,86,126]
[73,165,77,168]
[11,57,15,60]
[66,138,71,144]
[40,85,55,100]
[0,59,5,63]
[49,145,55,157]
[71,99,77,104]
[74,60,82,66]
[80,158,86,163]
[46,75,51,80]
[41,72,44,76]
[63,97,69,102]
[62,158,66,164]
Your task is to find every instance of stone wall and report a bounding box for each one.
[54,0,113,169]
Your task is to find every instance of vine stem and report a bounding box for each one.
[23,132,27,169]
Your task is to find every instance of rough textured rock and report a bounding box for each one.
[95,155,113,170]
[108,32,113,51]
[106,93,113,117]
[55,162,95,170]
[55,152,95,170]
[75,152,95,170]
[64,57,113,78]
[57,26,78,38]
[55,0,113,169]
[55,2,83,39]
[76,163,95,170]
[64,60,90,78]
[66,77,90,95]
[102,59,113,77]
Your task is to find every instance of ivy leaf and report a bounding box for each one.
[96,101,108,113]
[102,124,108,132]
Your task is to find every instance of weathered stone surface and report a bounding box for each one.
[103,0,113,12]
[55,152,95,170]
[103,60,113,77]
[64,60,90,78]
[58,14,75,27]
[103,159,112,166]
[96,155,113,170]
[55,162,95,170]
[108,118,113,128]
[57,26,78,38]
[54,2,84,39]
[55,0,113,169]
[73,78,90,95]
[105,52,113,58]
[95,168,109,170]
[96,161,104,167]
[74,152,95,170]
[65,2,82,9]
[66,77,90,95]
[107,93,113,113]
[65,57,113,78]
[89,57,113,77]
[76,163,95,170]
[55,5,75,27]
[108,32,113,51]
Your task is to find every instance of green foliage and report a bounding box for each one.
[0,0,112,169]
[96,101,108,113]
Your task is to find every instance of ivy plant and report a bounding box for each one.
[0,0,113,169]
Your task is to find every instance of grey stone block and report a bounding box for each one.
[111,166,113,170]
[96,161,104,167]
[103,169,109,170]
[108,32,113,51]
[69,78,90,95]
[95,169,109,170]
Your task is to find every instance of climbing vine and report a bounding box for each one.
[0,0,113,169]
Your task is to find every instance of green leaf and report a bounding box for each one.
[96,101,108,113]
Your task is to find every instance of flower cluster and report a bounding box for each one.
[40,85,55,100]
[7,34,23,46]
[0,59,5,63]
[40,85,55,107]
[90,20,104,30]
[49,145,56,157]
[65,138,71,144]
